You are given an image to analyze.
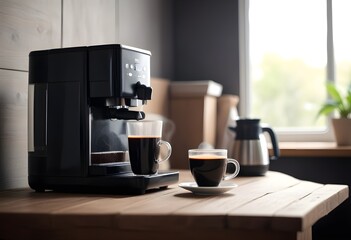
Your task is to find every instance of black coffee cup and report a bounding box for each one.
[188,149,240,187]
[128,136,160,174]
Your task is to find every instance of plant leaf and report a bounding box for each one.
[346,85,351,117]
[326,82,343,103]
[317,82,351,119]
[317,102,338,117]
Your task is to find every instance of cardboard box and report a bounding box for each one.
[142,78,171,118]
[170,80,223,97]
[169,81,222,169]
[216,95,239,156]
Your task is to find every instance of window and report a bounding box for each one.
[333,1,351,96]
[239,0,351,142]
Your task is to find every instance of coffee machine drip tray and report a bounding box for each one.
[89,162,132,176]
[28,171,179,195]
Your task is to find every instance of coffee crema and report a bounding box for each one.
[189,154,225,160]
[128,135,161,139]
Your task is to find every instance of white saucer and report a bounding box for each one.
[178,182,237,195]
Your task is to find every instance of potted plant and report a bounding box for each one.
[318,82,351,146]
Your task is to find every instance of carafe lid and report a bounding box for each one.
[235,118,261,140]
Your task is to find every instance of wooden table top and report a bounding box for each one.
[0,171,348,240]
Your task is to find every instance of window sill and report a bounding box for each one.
[269,142,351,157]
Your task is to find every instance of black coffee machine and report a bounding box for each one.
[28,44,179,194]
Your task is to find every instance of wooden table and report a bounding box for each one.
[0,171,348,240]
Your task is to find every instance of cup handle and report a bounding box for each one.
[223,158,240,181]
[157,140,172,163]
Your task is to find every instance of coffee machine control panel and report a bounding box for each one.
[121,48,149,84]
[88,45,151,104]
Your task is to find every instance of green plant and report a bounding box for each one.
[317,82,351,118]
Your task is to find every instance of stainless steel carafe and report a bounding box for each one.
[229,118,279,176]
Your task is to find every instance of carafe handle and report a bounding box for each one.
[262,127,280,161]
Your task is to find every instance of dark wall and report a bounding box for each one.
[174,0,240,95]
[270,157,351,240]
[119,0,175,79]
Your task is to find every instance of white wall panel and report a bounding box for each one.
[63,0,116,47]
[0,0,61,71]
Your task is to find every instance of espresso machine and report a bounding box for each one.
[28,44,179,194]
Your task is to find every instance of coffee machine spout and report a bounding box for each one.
[135,81,152,100]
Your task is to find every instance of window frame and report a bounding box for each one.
[238,0,335,142]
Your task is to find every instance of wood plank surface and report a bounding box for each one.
[227,181,323,230]
[0,69,28,190]
[62,0,116,47]
[272,184,349,231]
[0,171,348,240]
[0,0,61,71]
[269,142,351,157]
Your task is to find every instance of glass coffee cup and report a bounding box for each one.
[127,120,172,175]
[188,149,240,187]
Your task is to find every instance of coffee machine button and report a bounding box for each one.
[125,63,129,69]
[135,64,142,71]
